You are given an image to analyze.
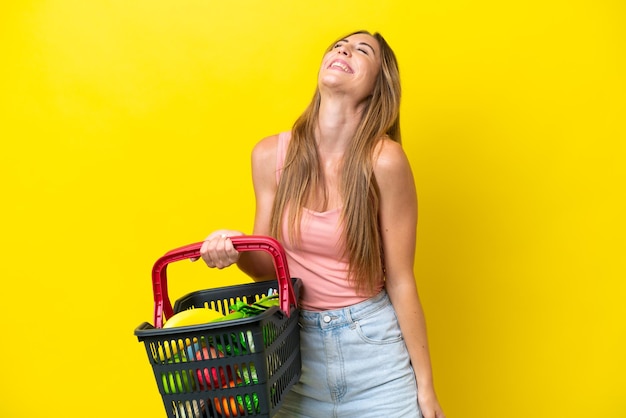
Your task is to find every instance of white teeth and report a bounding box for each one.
[330,61,350,72]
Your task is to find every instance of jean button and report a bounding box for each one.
[323,315,331,323]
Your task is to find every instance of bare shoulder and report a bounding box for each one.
[252,133,280,163]
[373,138,413,185]
[251,133,281,191]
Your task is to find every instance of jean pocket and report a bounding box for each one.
[353,304,404,345]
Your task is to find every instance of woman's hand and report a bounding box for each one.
[418,387,446,418]
[194,230,244,269]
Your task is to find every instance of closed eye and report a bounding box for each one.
[358,42,376,56]
[332,40,376,56]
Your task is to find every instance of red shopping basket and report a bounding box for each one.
[135,236,302,418]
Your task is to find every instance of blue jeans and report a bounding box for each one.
[275,290,422,418]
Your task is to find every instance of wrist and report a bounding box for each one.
[415,375,435,392]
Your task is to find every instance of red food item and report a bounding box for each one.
[194,346,241,391]
[195,346,227,390]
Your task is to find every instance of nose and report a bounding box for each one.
[336,44,351,57]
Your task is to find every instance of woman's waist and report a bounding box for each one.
[299,288,389,327]
[297,274,384,311]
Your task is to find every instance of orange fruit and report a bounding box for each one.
[213,381,245,417]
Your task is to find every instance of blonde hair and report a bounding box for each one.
[270,31,402,294]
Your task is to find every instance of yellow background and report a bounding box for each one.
[1,1,624,417]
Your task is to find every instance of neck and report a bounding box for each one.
[316,96,366,154]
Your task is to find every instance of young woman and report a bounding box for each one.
[199,30,445,418]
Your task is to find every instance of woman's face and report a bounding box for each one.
[318,33,382,101]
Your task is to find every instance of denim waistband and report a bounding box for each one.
[299,289,390,329]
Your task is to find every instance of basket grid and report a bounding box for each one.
[136,278,301,417]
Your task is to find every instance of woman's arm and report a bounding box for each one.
[374,139,445,418]
[199,134,279,281]
[237,134,280,279]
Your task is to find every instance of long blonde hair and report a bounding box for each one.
[270,31,402,294]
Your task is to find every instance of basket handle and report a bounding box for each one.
[152,235,297,328]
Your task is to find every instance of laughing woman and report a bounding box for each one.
[199,30,445,418]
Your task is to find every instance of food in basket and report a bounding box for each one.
[155,342,181,362]
[155,338,199,362]
[237,392,260,415]
[214,381,246,417]
[209,293,280,323]
[172,399,204,418]
[236,364,260,414]
[163,307,224,328]
[194,346,230,390]
[161,367,195,394]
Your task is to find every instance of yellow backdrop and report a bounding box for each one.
[1,0,624,417]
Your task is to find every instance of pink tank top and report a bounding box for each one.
[275,131,384,311]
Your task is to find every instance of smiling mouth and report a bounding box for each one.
[328,60,353,73]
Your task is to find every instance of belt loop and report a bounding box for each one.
[346,306,356,325]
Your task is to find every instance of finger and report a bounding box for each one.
[224,236,239,257]
[198,231,240,268]
[216,235,239,269]
[224,237,240,267]
[209,234,233,269]
[200,237,218,267]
